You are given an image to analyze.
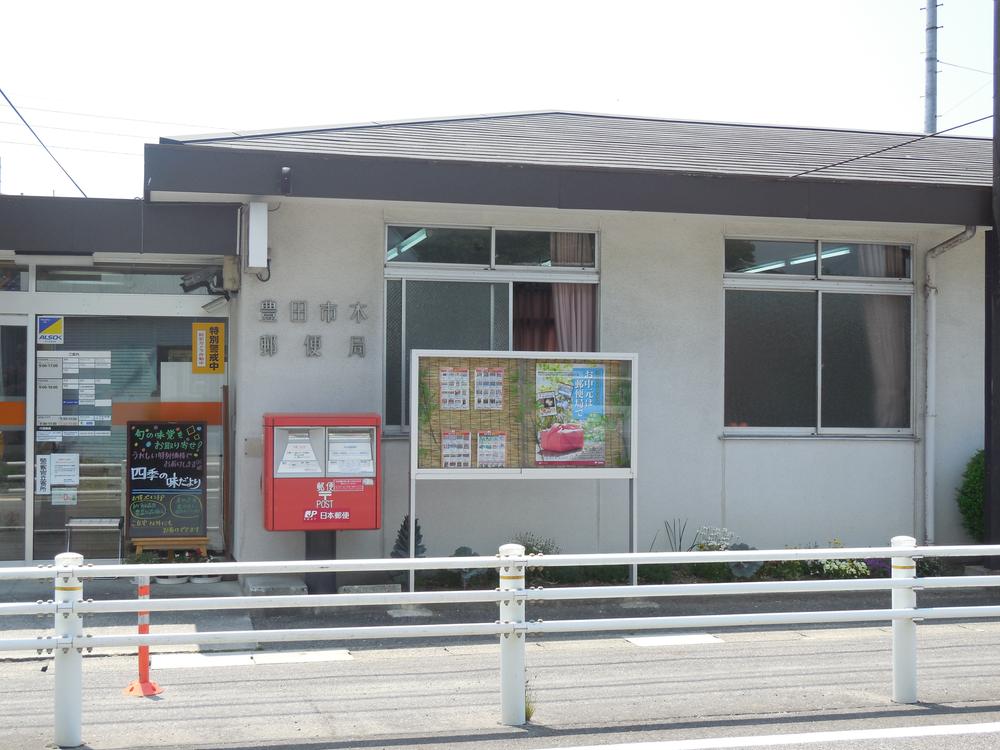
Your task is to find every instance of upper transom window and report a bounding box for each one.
[386,226,597,269]
[725,239,911,279]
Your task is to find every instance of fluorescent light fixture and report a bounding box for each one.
[789,246,851,265]
[743,245,852,274]
[820,246,851,260]
[386,228,427,261]
[743,260,788,274]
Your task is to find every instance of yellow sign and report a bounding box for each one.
[192,322,225,375]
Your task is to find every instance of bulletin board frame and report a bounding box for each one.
[407,349,639,587]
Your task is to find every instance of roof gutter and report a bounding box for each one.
[924,225,978,544]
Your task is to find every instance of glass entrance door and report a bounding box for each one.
[0,318,27,561]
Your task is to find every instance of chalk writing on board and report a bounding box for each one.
[126,422,207,540]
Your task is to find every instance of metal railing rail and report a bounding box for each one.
[2,536,1000,747]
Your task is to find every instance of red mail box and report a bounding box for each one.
[263,413,381,531]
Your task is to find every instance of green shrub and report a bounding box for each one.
[917,557,946,577]
[391,514,426,558]
[536,564,628,585]
[688,562,732,582]
[756,559,806,580]
[125,551,161,565]
[804,539,869,579]
[956,449,985,542]
[811,558,870,579]
[512,531,560,556]
[692,526,740,551]
[637,564,674,584]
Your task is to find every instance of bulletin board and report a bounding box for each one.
[411,351,637,479]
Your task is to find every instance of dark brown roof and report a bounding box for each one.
[163,111,991,188]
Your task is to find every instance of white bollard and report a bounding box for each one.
[53,552,84,748]
[891,535,918,704]
[498,543,526,726]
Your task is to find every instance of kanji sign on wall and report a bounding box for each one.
[192,322,225,374]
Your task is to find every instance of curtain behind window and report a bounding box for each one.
[514,284,558,351]
[551,233,596,351]
[856,245,909,427]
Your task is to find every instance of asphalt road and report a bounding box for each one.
[3,620,1000,750]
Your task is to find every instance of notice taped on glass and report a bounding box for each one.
[126,422,207,539]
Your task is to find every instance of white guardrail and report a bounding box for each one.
[3,536,1000,748]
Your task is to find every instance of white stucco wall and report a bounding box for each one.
[227,196,985,560]
[934,234,986,543]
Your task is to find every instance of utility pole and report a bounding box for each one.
[925,1,939,133]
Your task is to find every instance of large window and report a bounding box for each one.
[385,226,598,427]
[724,239,912,433]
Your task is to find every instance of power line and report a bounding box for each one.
[938,60,993,76]
[939,80,993,119]
[0,119,155,139]
[792,115,993,179]
[0,138,142,157]
[18,105,226,130]
[0,87,88,196]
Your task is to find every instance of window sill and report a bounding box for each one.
[720,432,918,442]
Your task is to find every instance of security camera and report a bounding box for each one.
[180,267,221,294]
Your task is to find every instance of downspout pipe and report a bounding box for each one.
[924,225,977,544]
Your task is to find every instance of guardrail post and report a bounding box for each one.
[53,552,84,748]
[498,543,526,726]
[891,535,918,703]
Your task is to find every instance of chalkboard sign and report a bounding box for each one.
[126,421,207,539]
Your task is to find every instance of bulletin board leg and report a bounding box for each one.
[408,471,416,593]
[629,478,638,585]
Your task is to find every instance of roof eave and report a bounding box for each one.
[0,193,241,255]
[143,142,993,227]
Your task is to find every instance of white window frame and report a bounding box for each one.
[723,237,915,438]
[383,224,601,431]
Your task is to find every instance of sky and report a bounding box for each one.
[0,0,994,200]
